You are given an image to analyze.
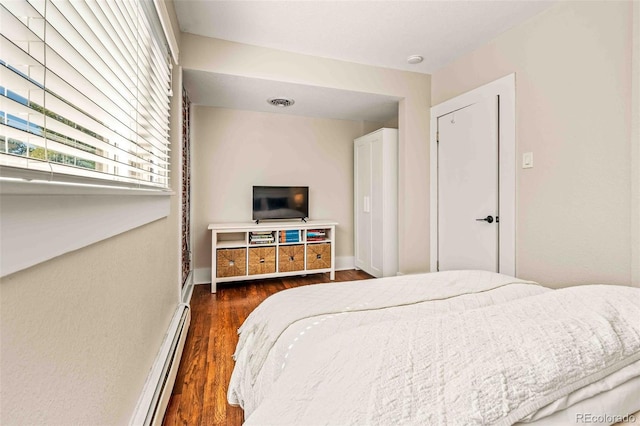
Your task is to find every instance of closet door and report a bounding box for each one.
[354,139,372,271]
[369,135,384,277]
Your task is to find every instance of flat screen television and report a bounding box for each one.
[253,186,309,222]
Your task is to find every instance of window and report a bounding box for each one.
[0,0,171,189]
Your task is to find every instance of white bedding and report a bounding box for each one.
[520,359,640,425]
[228,271,640,425]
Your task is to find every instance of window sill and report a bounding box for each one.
[0,179,174,277]
[0,178,175,196]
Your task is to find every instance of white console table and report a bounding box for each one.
[208,220,337,293]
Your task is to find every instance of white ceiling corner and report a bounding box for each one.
[175,0,554,121]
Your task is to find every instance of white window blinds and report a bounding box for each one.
[0,0,171,189]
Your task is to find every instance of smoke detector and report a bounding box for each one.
[267,97,295,108]
[407,55,424,65]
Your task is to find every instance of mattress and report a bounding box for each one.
[524,360,640,425]
[228,270,640,425]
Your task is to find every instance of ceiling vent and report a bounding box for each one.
[267,97,295,108]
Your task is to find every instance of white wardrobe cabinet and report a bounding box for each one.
[354,128,398,278]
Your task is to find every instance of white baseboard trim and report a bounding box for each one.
[194,256,356,286]
[194,268,212,285]
[130,303,190,426]
[335,256,355,271]
[181,271,194,304]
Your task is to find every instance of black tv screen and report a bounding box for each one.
[253,186,309,221]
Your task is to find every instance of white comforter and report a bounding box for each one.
[228,271,640,425]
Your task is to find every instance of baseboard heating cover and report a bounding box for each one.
[130,303,191,426]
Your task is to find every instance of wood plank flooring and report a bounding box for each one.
[162,270,373,426]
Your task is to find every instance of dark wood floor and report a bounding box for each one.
[162,270,373,426]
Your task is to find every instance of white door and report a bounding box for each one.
[369,135,383,277]
[437,96,499,271]
[354,139,372,271]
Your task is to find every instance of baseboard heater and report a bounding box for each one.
[130,303,191,426]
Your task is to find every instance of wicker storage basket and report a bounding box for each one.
[249,247,276,275]
[306,243,331,270]
[216,248,246,278]
[278,244,305,272]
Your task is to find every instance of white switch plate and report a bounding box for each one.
[523,152,533,169]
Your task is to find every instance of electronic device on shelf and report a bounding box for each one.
[252,186,309,223]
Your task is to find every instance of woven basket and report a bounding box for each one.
[249,247,276,275]
[278,244,305,272]
[216,248,246,278]
[306,243,331,270]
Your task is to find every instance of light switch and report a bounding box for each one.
[523,152,533,169]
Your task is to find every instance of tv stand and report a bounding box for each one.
[208,220,338,293]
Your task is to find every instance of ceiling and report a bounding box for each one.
[174,0,554,122]
[183,70,400,122]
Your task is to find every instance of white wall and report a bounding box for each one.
[0,218,180,424]
[431,1,635,287]
[632,1,640,287]
[181,34,431,274]
[0,32,184,426]
[192,106,380,272]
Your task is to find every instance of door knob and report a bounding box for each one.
[476,215,494,223]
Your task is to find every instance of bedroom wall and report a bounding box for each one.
[431,1,634,287]
[191,107,381,275]
[180,34,431,275]
[165,0,181,48]
[0,219,180,424]
[0,35,183,426]
[632,1,640,288]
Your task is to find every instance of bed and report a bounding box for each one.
[227,270,640,425]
